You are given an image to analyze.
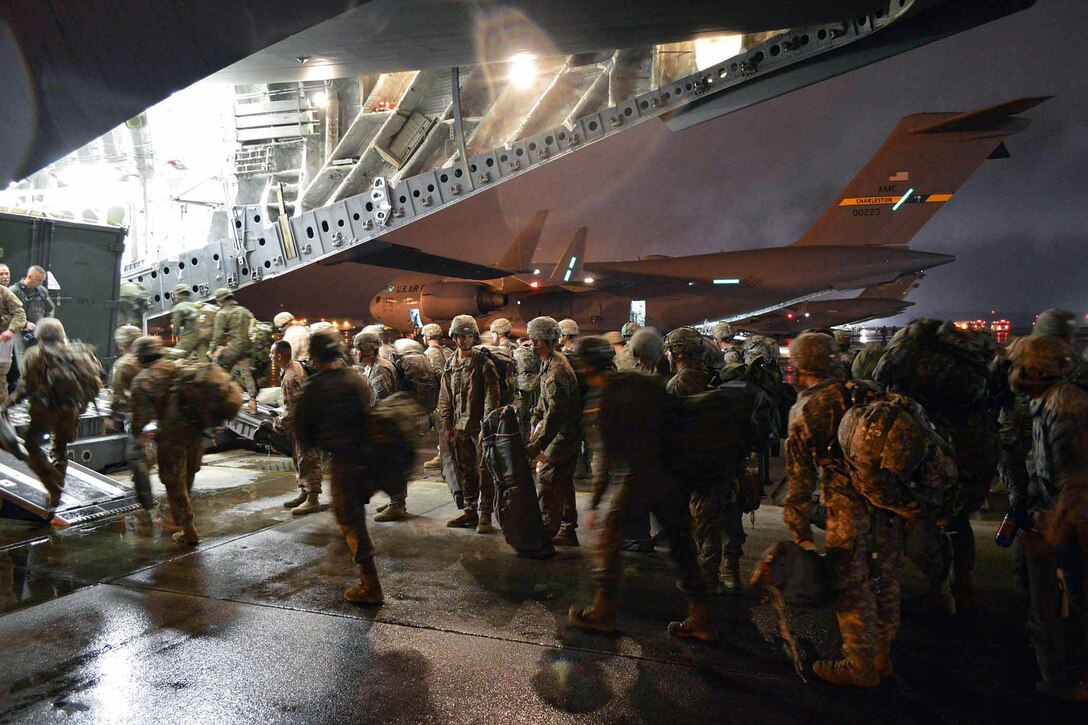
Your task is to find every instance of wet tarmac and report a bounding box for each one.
[0,448,1080,723]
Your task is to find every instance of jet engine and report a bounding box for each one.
[420,282,508,320]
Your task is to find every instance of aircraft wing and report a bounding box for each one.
[319,240,509,280]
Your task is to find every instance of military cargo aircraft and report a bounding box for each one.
[366,97,1045,334]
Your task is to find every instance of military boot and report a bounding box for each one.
[667,599,718,642]
[721,557,742,592]
[423,454,441,470]
[446,509,479,528]
[374,503,407,522]
[552,524,580,547]
[291,492,326,516]
[475,513,496,534]
[874,646,894,679]
[344,560,384,606]
[282,489,308,509]
[813,657,880,688]
[567,591,617,634]
[951,571,978,614]
[172,526,200,546]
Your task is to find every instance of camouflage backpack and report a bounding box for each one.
[718,359,794,437]
[837,383,959,519]
[250,320,275,358]
[170,362,243,430]
[362,393,424,500]
[513,342,540,393]
[394,351,438,411]
[193,302,218,344]
[40,342,103,410]
[475,345,516,405]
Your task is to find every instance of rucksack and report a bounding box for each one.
[171,362,243,429]
[40,342,103,410]
[363,393,424,499]
[513,342,540,393]
[250,320,275,356]
[718,359,795,437]
[394,351,438,411]
[475,345,516,405]
[837,384,959,519]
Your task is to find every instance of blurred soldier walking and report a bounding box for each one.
[437,315,499,534]
[568,336,716,641]
[295,328,385,605]
[210,287,258,413]
[169,285,202,360]
[525,317,582,546]
[0,279,26,381]
[109,325,143,420]
[269,341,326,516]
[422,323,451,470]
[352,330,407,521]
[1,319,101,507]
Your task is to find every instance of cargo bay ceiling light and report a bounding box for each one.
[311,91,328,109]
[509,53,538,89]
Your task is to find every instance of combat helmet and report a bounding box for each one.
[352,331,382,352]
[310,328,345,363]
[789,332,835,375]
[574,336,615,373]
[663,327,704,358]
[213,287,234,302]
[393,338,426,356]
[449,315,480,338]
[629,327,663,368]
[743,335,780,366]
[526,316,560,342]
[558,318,579,337]
[1032,308,1077,341]
[273,311,295,329]
[421,323,444,340]
[1009,335,1073,392]
[132,335,165,362]
[172,284,191,300]
[711,321,734,342]
[114,324,142,350]
[489,318,512,336]
[621,321,641,340]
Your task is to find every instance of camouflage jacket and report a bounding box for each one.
[130,358,189,439]
[356,357,399,404]
[274,360,308,434]
[295,364,374,458]
[666,366,711,397]
[613,345,636,371]
[211,299,254,355]
[0,286,26,334]
[109,352,142,415]
[1027,381,1088,511]
[171,300,201,354]
[437,348,499,433]
[529,350,580,458]
[425,344,451,380]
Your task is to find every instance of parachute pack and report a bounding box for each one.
[40,342,103,410]
[717,358,795,437]
[170,362,243,430]
[474,345,516,405]
[836,382,960,519]
[394,351,438,411]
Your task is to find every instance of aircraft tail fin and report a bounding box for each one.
[495,210,548,273]
[857,273,920,300]
[793,97,1049,247]
[545,227,588,285]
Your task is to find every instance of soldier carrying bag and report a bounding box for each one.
[40,342,103,411]
[169,362,243,431]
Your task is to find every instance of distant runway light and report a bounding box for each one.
[804,312,811,318]
[509,53,538,89]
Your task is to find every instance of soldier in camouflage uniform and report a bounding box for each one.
[1008,334,1088,701]
[489,318,517,354]
[513,338,540,446]
[269,341,326,516]
[295,328,385,606]
[167,284,201,360]
[0,281,26,380]
[421,323,450,470]
[274,311,310,364]
[784,332,920,687]
[664,327,710,397]
[612,322,640,371]
[834,329,857,369]
[109,325,143,421]
[712,322,744,366]
[210,287,258,413]
[558,318,579,356]
[2,319,99,507]
[526,316,582,546]
[128,335,203,545]
[437,315,499,534]
[568,337,716,641]
[666,326,746,592]
[352,331,399,404]
[118,280,148,327]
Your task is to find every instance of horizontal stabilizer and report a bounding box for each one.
[495,210,548,273]
[857,273,920,300]
[794,97,1048,247]
[323,241,509,280]
[912,96,1051,135]
[545,227,588,285]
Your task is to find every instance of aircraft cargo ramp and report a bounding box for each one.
[124,4,928,317]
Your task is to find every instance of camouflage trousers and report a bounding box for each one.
[538,451,578,538]
[825,491,902,662]
[330,459,375,566]
[690,486,746,586]
[451,430,493,515]
[293,441,323,494]
[216,350,258,398]
[596,468,705,599]
[157,434,203,531]
[24,402,79,495]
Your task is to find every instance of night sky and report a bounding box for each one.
[378,0,1088,327]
